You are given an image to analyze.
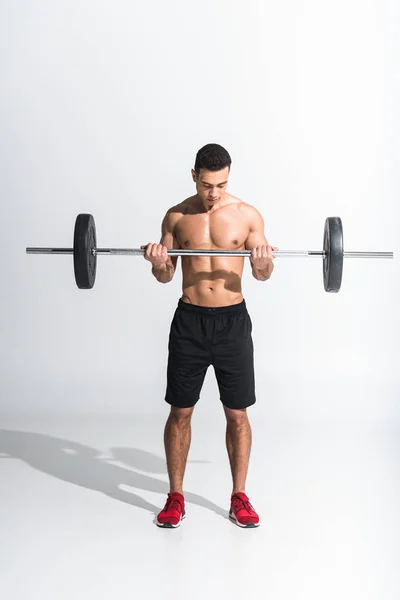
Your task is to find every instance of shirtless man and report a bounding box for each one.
[143,144,276,528]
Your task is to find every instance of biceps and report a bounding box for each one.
[160,230,179,269]
[245,230,268,250]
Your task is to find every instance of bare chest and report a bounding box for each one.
[175,209,249,250]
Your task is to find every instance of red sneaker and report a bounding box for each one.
[156,493,186,528]
[229,492,260,528]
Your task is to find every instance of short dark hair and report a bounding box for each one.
[194,143,232,175]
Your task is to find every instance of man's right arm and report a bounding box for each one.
[143,210,179,284]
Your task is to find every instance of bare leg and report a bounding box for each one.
[164,406,195,495]
[224,407,252,495]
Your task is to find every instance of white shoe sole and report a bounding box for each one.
[229,512,260,528]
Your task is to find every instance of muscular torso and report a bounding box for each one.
[171,195,250,307]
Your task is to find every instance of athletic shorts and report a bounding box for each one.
[165,299,256,410]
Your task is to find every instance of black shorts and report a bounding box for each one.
[165,299,256,410]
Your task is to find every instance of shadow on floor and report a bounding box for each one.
[0,429,229,521]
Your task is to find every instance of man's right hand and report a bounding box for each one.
[141,243,170,271]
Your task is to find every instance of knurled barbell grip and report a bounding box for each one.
[96,248,320,257]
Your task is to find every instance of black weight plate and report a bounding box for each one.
[323,216,343,292]
[73,214,97,289]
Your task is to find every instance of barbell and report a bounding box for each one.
[26,213,393,292]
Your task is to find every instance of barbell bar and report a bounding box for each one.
[26,248,393,258]
[26,213,394,293]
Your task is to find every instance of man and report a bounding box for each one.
[142,143,277,528]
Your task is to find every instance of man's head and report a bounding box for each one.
[192,143,231,209]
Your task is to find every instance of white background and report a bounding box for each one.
[1,3,399,599]
[0,0,398,422]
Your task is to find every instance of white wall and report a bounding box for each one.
[0,0,398,420]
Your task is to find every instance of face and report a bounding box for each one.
[191,167,230,209]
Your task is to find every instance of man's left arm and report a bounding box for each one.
[244,206,278,281]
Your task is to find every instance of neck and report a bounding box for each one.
[196,193,227,213]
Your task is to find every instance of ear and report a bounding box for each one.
[191,169,197,182]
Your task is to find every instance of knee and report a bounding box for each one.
[169,406,195,426]
[224,406,248,426]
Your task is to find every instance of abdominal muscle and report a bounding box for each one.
[180,255,245,307]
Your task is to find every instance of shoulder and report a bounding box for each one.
[163,197,194,230]
[235,199,264,229]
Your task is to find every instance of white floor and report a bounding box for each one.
[0,412,398,600]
